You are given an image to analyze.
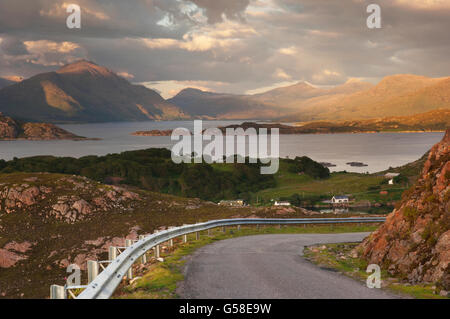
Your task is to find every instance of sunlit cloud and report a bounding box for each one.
[273,68,292,80]
[394,0,450,10]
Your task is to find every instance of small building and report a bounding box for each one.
[218,199,246,207]
[274,201,291,206]
[331,196,349,204]
[384,173,400,179]
[388,179,394,185]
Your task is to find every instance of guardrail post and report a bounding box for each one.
[207,229,211,236]
[222,226,225,233]
[196,231,200,240]
[183,234,187,243]
[155,244,160,259]
[167,227,174,247]
[237,225,241,231]
[125,239,133,280]
[87,260,99,284]
[139,235,147,264]
[152,230,161,259]
[108,246,117,260]
[50,284,66,299]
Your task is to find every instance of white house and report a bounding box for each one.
[331,196,349,204]
[388,179,394,185]
[274,201,291,206]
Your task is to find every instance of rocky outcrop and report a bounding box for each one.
[358,128,450,289]
[0,174,141,223]
[0,112,90,140]
[0,241,34,268]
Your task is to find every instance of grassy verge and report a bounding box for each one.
[114,224,379,299]
[303,243,448,299]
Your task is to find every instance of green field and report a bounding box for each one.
[249,160,409,206]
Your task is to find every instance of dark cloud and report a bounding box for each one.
[189,0,250,23]
[0,37,28,55]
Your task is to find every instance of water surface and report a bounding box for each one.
[0,121,443,173]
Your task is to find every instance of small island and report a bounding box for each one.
[346,162,368,167]
[319,162,337,168]
[0,113,97,141]
[132,130,173,136]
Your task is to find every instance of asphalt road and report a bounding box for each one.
[178,233,400,299]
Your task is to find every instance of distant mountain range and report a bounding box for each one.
[0,60,188,123]
[0,60,449,123]
[170,75,450,122]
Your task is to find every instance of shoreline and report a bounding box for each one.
[130,128,446,136]
[0,137,101,141]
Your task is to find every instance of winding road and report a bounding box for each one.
[178,233,400,299]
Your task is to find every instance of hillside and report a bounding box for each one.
[168,88,288,120]
[169,75,450,121]
[0,60,188,123]
[0,172,317,298]
[290,75,450,121]
[358,129,450,290]
[0,78,14,90]
[252,79,374,108]
[0,113,88,140]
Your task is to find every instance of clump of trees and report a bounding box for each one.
[0,149,275,202]
[287,156,330,179]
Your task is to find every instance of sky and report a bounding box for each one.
[0,0,450,98]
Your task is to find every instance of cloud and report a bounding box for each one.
[39,2,110,20]
[273,68,292,80]
[312,69,346,85]
[394,0,450,10]
[0,0,449,93]
[0,36,29,55]
[189,0,251,23]
[278,46,297,56]
[141,19,256,52]
[24,40,80,54]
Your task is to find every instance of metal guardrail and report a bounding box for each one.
[51,217,385,299]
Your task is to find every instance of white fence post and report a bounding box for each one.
[125,239,133,280]
[139,235,147,264]
[50,284,66,299]
[108,246,117,260]
[168,227,174,247]
[155,244,160,259]
[87,260,99,284]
